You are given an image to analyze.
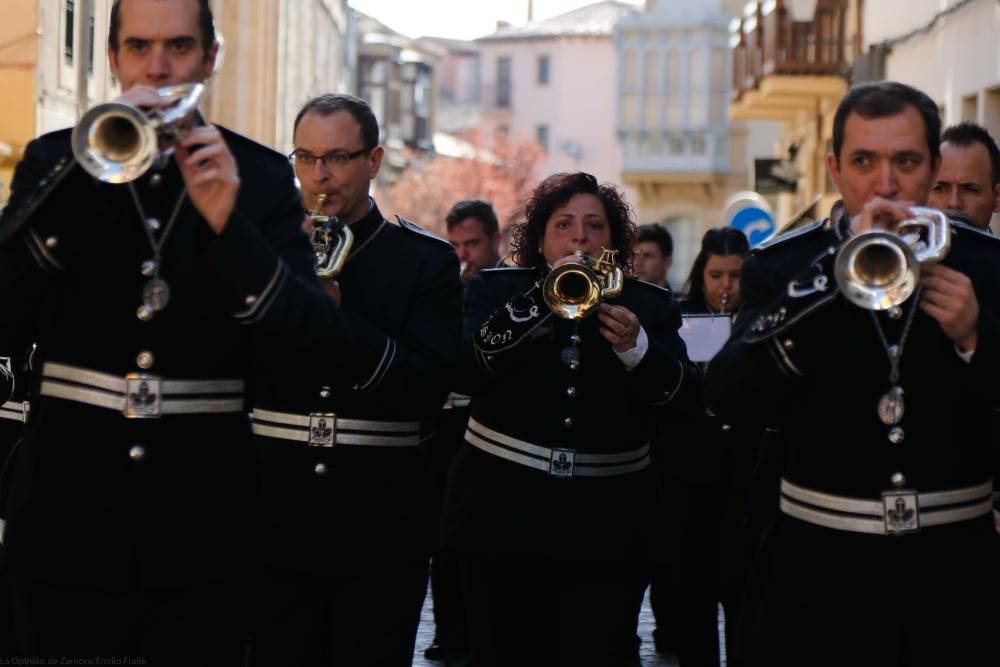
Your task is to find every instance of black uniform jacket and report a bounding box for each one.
[0,126,350,589]
[252,201,462,573]
[703,213,1000,660]
[444,265,700,560]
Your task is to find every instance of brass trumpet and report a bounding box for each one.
[71,83,204,183]
[542,247,624,319]
[308,194,354,278]
[834,207,951,310]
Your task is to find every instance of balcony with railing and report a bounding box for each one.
[729,0,853,120]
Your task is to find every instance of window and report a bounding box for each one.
[497,57,512,108]
[64,0,74,65]
[691,134,706,154]
[538,55,550,85]
[537,125,550,153]
[63,0,94,73]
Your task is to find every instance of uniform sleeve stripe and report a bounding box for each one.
[771,337,803,377]
[26,229,65,272]
[359,337,395,391]
[235,260,287,322]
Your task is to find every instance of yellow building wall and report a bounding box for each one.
[0,0,39,200]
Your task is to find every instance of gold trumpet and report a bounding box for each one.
[71,83,204,184]
[834,207,951,310]
[542,247,624,319]
[308,194,354,278]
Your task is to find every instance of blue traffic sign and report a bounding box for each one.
[724,191,776,247]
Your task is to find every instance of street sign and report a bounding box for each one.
[724,191,775,247]
[754,158,798,194]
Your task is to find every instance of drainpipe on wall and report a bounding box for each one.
[76,0,93,120]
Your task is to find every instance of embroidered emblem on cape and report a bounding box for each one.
[475,280,552,354]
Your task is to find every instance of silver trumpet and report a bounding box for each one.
[834,206,951,310]
[71,83,204,183]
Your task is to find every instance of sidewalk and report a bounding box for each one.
[412,588,726,667]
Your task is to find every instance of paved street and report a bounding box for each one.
[412,587,726,667]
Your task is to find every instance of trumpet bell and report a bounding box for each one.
[72,102,158,183]
[542,248,624,320]
[834,207,951,311]
[835,231,919,311]
[71,83,204,184]
[543,264,603,319]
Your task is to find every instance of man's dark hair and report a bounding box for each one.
[941,121,1000,187]
[110,0,216,55]
[636,223,673,258]
[511,172,638,272]
[293,94,380,150]
[446,200,500,237]
[832,81,941,166]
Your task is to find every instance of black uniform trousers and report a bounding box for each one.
[250,557,428,667]
[461,550,647,667]
[10,576,249,665]
[426,402,472,662]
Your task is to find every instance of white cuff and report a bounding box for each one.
[615,326,648,371]
[955,343,975,364]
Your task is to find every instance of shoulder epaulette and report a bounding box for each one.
[479,266,535,276]
[950,218,1000,243]
[396,216,452,248]
[217,125,286,162]
[755,218,826,252]
[627,277,673,296]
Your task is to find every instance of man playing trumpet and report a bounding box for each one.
[705,81,1000,666]
[0,0,332,662]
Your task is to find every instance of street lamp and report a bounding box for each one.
[786,0,818,22]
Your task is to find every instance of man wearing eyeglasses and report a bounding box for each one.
[249,93,462,666]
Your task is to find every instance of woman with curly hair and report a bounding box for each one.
[443,172,700,666]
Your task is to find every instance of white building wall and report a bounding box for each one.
[480,36,632,199]
[866,0,1000,135]
[36,0,119,135]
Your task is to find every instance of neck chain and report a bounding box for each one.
[128,183,187,321]
[869,286,922,444]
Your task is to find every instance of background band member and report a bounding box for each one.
[422,198,503,666]
[248,94,462,667]
[633,223,674,289]
[448,198,503,281]
[929,121,1000,230]
[444,172,699,667]
[705,81,1000,666]
[670,228,756,667]
[0,0,324,661]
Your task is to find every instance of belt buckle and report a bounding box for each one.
[124,373,162,419]
[21,401,30,423]
[549,448,576,479]
[308,413,337,447]
[882,489,920,535]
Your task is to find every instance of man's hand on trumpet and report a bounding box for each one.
[176,126,240,235]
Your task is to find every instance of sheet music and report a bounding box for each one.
[679,315,733,363]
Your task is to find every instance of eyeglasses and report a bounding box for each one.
[288,147,371,169]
